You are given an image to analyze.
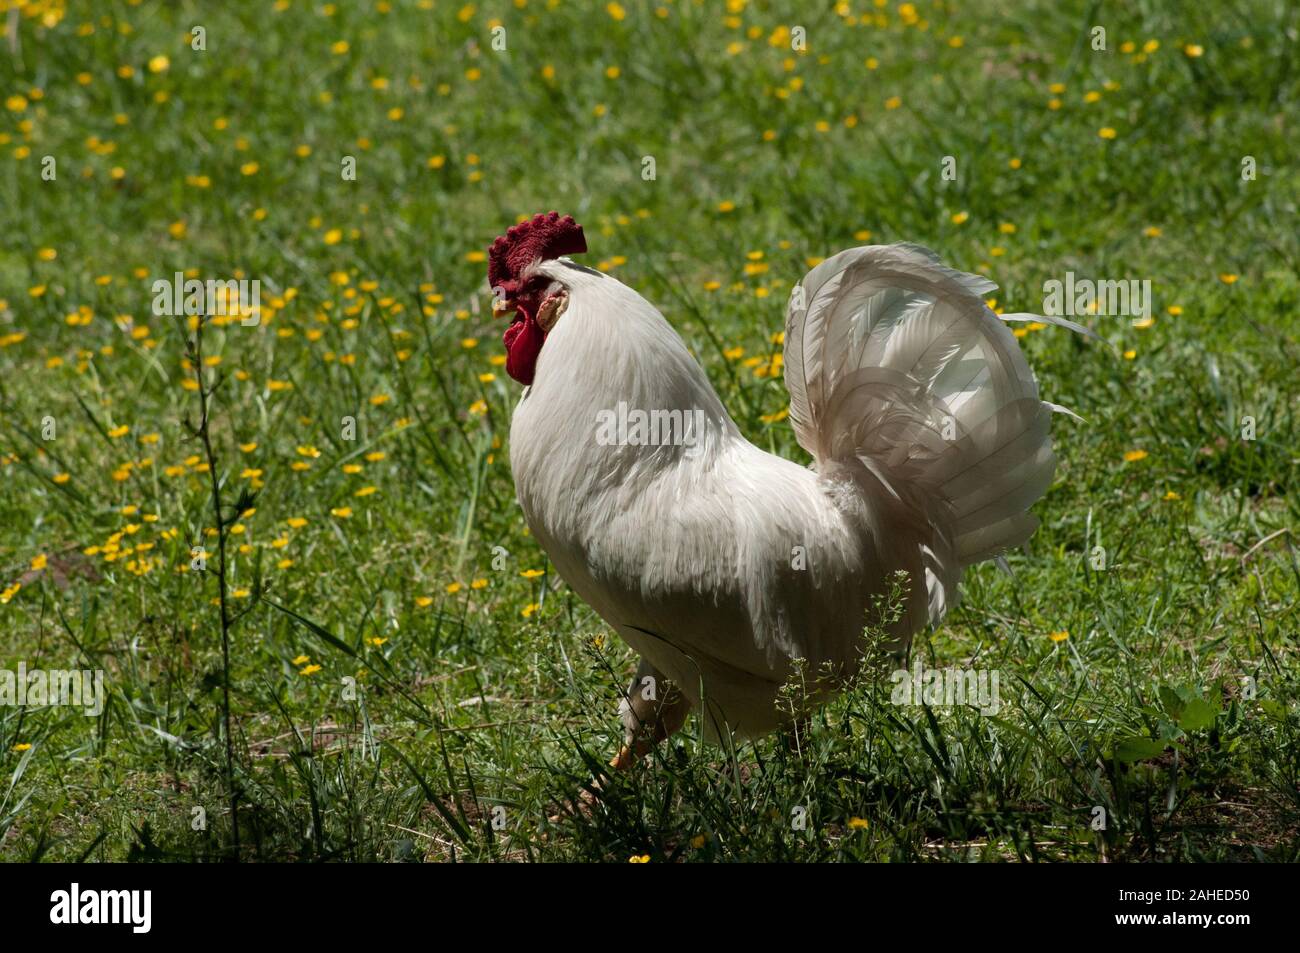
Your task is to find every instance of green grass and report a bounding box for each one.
[1,0,1298,862]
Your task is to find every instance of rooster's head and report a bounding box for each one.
[488,212,588,385]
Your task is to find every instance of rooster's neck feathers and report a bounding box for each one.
[526,260,736,444]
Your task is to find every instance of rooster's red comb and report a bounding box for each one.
[488,212,587,291]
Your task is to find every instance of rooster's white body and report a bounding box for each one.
[509,245,1075,742]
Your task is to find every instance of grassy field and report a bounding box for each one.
[1,0,1298,862]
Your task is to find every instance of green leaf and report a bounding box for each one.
[1259,699,1286,720]
[263,597,358,657]
[1158,685,1184,718]
[1178,697,1218,732]
[1114,736,1168,763]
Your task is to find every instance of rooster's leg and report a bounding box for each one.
[611,658,690,770]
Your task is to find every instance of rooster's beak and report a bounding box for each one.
[493,297,517,318]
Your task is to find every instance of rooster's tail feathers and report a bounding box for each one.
[783,243,1081,625]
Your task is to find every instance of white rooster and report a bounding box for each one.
[491,212,1081,768]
